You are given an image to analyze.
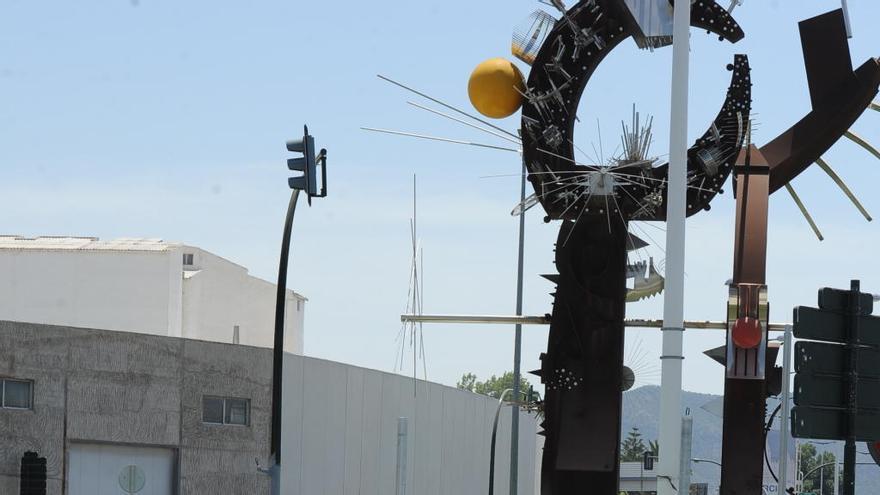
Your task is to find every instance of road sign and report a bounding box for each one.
[795,341,880,376]
[792,306,880,346]
[818,287,873,314]
[793,373,880,409]
[791,406,880,441]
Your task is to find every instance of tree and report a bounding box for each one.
[621,427,648,462]
[798,443,839,495]
[456,371,535,400]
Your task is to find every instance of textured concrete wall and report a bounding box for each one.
[0,320,272,495]
[0,320,537,494]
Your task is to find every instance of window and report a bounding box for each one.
[2,379,33,409]
[202,396,249,426]
[182,253,194,266]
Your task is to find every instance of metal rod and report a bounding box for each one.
[784,183,824,241]
[841,0,853,38]
[361,127,520,153]
[870,102,880,113]
[658,2,690,493]
[509,162,527,495]
[844,130,880,161]
[406,101,522,146]
[778,325,793,495]
[399,314,791,331]
[270,188,300,494]
[815,157,872,221]
[377,74,521,140]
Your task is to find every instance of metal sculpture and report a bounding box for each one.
[367,2,880,493]
[720,10,880,495]
[517,2,880,494]
[519,2,748,492]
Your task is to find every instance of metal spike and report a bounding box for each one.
[815,157,872,221]
[844,130,880,161]
[784,183,824,241]
[540,274,561,283]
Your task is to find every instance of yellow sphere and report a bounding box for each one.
[468,58,525,119]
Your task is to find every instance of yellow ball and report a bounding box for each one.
[468,58,525,119]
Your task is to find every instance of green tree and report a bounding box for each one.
[648,439,659,457]
[798,443,838,495]
[620,427,648,462]
[456,371,534,399]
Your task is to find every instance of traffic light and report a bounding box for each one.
[286,125,327,201]
[20,451,47,495]
[726,283,769,379]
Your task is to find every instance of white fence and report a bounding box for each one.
[281,354,538,494]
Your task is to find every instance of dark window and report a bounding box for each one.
[202,396,249,426]
[2,379,33,409]
[183,253,194,266]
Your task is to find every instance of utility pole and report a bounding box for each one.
[509,161,527,495]
[657,1,690,494]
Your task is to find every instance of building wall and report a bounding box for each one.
[0,249,180,336]
[180,247,304,353]
[0,321,536,494]
[280,354,538,495]
[0,244,305,354]
[0,320,271,495]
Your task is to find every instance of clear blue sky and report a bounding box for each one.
[2,0,879,395]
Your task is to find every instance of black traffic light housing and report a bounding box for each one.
[286,125,327,204]
[20,451,47,495]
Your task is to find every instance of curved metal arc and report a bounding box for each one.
[815,157,872,221]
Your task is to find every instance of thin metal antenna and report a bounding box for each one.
[844,130,880,160]
[406,101,522,146]
[377,74,521,141]
[815,157,872,221]
[784,183,824,241]
[361,127,521,153]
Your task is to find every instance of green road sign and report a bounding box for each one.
[794,373,880,409]
[818,287,874,314]
[791,406,880,441]
[793,306,880,346]
[794,341,880,376]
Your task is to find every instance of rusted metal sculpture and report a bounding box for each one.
[719,10,880,495]
[520,1,749,492]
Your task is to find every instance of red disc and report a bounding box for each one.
[874,440,880,452]
[732,317,762,349]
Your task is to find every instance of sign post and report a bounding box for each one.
[791,281,879,495]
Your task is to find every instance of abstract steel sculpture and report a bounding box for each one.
[519,1,748,492]
[517,2,879,494]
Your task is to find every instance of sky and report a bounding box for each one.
[2,0,880,396]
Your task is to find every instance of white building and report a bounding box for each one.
[0,236,304,353]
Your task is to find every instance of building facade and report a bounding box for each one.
[0,321,538,494]
[0,236,304,353]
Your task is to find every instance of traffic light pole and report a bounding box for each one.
[269,188,301,495]
[843,279,861,495]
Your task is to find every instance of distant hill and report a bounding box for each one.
[622,386,880,493]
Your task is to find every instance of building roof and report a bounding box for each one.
[0,236,179,252]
